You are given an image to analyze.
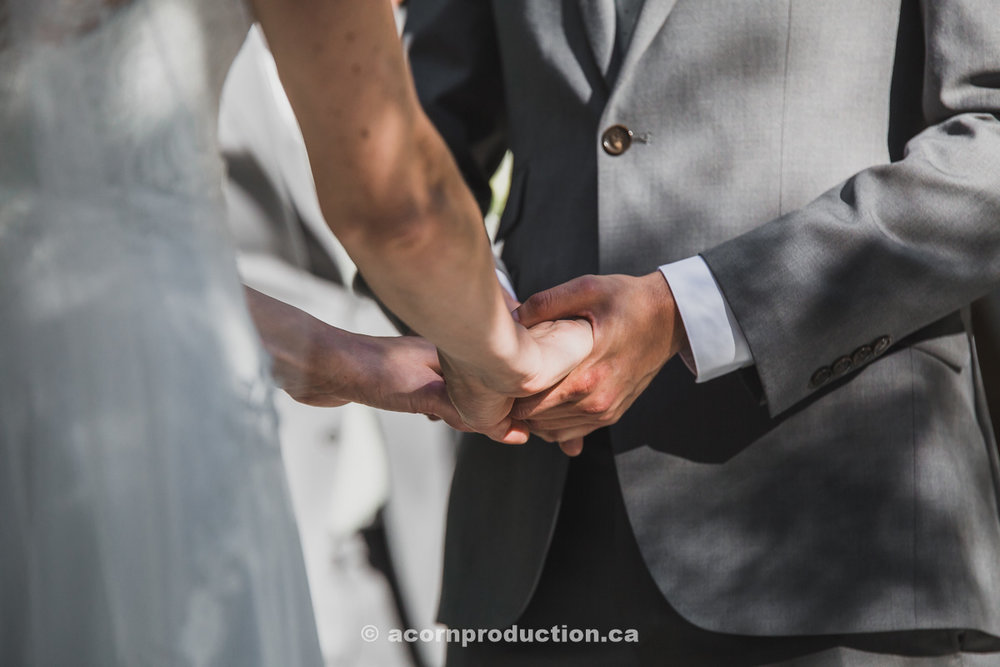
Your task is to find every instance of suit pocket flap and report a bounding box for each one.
[909,314,970,373]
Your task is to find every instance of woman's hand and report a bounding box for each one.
[332,333,470,432]
[438,317,594,444]
[245,287,470,431]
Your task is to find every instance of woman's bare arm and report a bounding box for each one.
[247,0,591,440]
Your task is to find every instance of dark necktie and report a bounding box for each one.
[615,0,644,58]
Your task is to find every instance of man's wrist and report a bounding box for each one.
[645,271,690,363]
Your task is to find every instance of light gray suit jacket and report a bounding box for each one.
[406,0,1000,639]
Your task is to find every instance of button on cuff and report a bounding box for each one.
[872,335,892,356]
[810,367,833,389]
[851,345,874,366]
[831,356,854,377]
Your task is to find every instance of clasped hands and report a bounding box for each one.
[438,271,687,456]
[251,272,687,456]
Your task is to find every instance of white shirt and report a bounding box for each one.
[659,256,754,381]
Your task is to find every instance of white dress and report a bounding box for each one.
[0,1,322,664]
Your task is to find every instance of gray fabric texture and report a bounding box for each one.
[405,0,1000,642]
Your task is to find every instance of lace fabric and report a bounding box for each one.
[0,2,322,664]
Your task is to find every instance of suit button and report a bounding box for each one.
[810,366,832,389]
[831,356,854,377]
[602,124,633,155]
[872,335,892,356]
[851,345,873,366]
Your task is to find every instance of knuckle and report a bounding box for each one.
[603,401,631,427]
[583,391,614,416]
[576,274,600,296]
[597,413,619,428]
[570,369,602,397]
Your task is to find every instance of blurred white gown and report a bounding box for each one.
[0,1,322,664]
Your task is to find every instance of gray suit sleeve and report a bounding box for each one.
[404,0,509,215]
[701,0,1000,416]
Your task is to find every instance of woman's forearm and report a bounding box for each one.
[244,286,353,406]
[249,0,532,391]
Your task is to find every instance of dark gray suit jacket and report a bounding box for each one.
[406,0,1000,639]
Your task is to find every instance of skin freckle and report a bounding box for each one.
[345,30,357,43]
[351,63,362,75]
[360,127,371,139]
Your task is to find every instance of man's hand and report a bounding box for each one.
[438,317,594,445]
[511,272,688,456]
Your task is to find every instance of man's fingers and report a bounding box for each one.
[516,275,601,329]
[515,401,596,423]
[512,364,600,419]
[511,383,573,419]
[526,414,599,430]
[521,390,623,429]
[559,438,585,457]
[485,418,530,445]
[532,424,600,444]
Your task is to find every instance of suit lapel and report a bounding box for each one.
[578,0,617,83]
[612,0,680,93]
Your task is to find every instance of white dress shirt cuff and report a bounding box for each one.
[659,256,753,382]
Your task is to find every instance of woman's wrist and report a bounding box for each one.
[440,319,541,397]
